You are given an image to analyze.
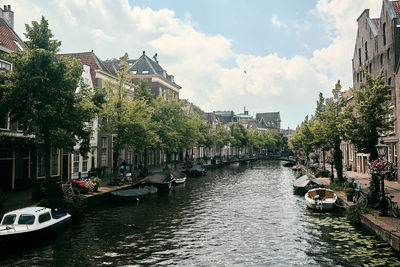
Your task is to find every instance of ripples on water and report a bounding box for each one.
[1,160,400,266]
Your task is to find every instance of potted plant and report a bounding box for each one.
[345,187,354,201]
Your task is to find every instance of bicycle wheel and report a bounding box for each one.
[352,193,359,203]
[357,195,368,208]
[72,187,80,195]
[392,202,400,218]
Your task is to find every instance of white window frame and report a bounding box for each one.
[0,112,10,130]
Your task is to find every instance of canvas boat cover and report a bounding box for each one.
[293,175,310,188]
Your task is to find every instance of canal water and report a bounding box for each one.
[1,160,400,266]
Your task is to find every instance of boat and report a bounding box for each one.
[293,174,323,195]
[282,161,295,167]
[110,187,152,201]
[292,165,301,171]
[186,163,207,177]
[172,171,186,185]
[142,171,174,192]
[305,188,337,210]
[230,162,240,167]
[0,207,71,244]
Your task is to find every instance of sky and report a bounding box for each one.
[5,0,382,129]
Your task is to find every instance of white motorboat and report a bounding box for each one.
[0,207,71,244]
[305,188,337,211]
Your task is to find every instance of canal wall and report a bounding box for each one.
[301,165,400,252]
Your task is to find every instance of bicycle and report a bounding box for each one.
[61,181,81,196]
[383,193,400,218]
[352,181,368,208]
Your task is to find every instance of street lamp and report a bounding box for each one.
[375,139,388,216]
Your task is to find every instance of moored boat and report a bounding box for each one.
[282,161,295,167]
[110,187,152,201]
[0,207,71,244]
[293,174,322,195]
[172,171,187,185]
[186,163,207,177]
[142,171,174,192]
[305,188,337,211]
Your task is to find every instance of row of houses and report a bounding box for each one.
[342,0,400,178]
[0,5,183,190]
[0,5,285,191]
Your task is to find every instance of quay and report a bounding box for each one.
[303,164,400,251]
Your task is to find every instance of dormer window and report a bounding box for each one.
[13,40,24,51]
[142,70,149,74]
[131,70,137,74]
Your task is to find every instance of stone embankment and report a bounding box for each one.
[302,164,400,251]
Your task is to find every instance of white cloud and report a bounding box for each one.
[5,0,385,127]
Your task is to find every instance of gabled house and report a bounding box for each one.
[351,0,400,174]
[255,112,281,134]
[0,5,33,190]
[105,51,181,98]
[58,51,124,179]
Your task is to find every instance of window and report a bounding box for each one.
[73,151,79,173]
[369,63,372,73]
[18,215,35,225]
[101,150,107,167]
[82,154,88,172]
[0,112,9,130]
[132,70,137,74]
[388,77,392,85]
[387,48,390,61]
[360,71,363,82]
[101,137,108,148]
[2,214,16,225]
[51,149,59,175]
[380,53,384,65]
[357,73,359,82]
[0,60,11,71]
[365,41,368,61]
[142,70,149,74]
[37,155,45,177]
[39,212,51,223]
[383,23,386,46]
[358,48,362,66]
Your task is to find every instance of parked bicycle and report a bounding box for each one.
[61,180,81,196]
[383,192,400,218]
[352,181,368,208]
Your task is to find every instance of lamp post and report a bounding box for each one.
[375,140,388,216]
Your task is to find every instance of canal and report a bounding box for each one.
[1,160,400,266]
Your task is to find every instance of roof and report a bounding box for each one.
[372,18,380,29]
[391,1,400,18]
[255,112,281,129]
[58,51,114,82]
[105,51,180,89]
[0,18,27,52]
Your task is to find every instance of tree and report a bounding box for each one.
[342,70,392,161]
[229,123,248,156]
[342,70,392,203]
[214,123,233,157]
[0,17,95,180]
[100,53,139,174]
[319,81,346,181]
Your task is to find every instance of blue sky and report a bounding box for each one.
[8,0,382,129]
[130,0,329,59]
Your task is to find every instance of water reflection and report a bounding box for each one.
[0,161,399,266]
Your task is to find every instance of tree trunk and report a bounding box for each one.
[333,141,343,182]
[144,148,149,175]
[322,150,326,171]
[44,135,51,180]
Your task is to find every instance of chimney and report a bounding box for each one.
[1,5,14,29]
[143,51,145,55]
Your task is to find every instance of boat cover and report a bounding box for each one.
[293,175,310,188]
